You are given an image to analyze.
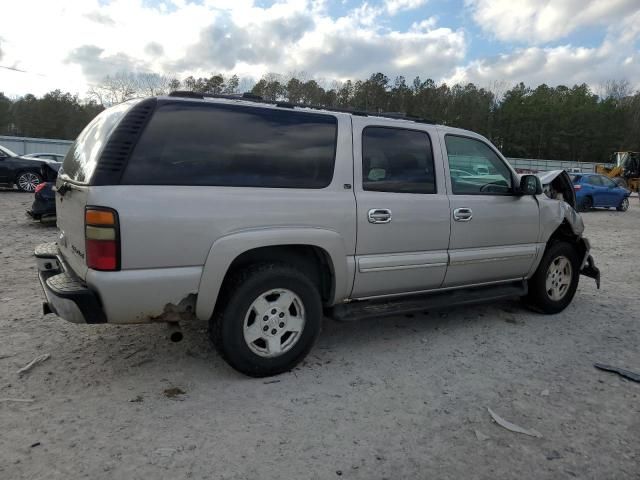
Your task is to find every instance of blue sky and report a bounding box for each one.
[1,0,639,97]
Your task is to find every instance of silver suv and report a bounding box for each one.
[35,92,600,377]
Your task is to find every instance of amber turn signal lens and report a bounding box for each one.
[86,209,115,226]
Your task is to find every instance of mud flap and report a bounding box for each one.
[580,255,600,289]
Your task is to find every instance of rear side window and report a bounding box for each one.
[121,102,338,188]
[61,100,136,183]
[362,127,436,194]
[587,176,603,186]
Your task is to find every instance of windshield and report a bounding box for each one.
[0,145,19,157]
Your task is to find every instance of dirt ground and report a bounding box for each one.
[0,189,638,480]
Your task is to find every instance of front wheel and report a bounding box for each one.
[616,197,629,212]
[16,171,42,192]
[210,263,322,377]
[526,242,580,314]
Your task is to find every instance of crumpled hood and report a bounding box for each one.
[535,169,584,238]
[536,169,577,209]
[537,170,567,185]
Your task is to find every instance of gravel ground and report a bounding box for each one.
[1,189,639,480]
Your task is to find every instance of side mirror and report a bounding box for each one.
[519,174,542,195]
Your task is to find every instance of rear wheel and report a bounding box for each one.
[527,241,580,314]
[210,262,322,377]
[580,195,593,212]
[16,171,42,192]
[616,197,629,212]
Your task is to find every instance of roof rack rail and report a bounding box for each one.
[167,91,433,124]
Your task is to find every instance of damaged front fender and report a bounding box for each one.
[536,170,600,289]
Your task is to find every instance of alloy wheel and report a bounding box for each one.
[243,288,306,357]
[17,172,40,192]
[545,256,573,301]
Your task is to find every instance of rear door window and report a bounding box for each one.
[362,127,436,194]
[121,102,338,188]
[587,176,603,186]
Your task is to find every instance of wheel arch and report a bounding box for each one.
[196,228,351,321]
[528,219,589,278]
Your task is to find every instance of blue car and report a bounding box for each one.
[571,173,631,212]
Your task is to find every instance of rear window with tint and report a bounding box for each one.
[121,102,338,188]
[61,100,137,183]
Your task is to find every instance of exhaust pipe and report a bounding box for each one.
[167,322,183,342]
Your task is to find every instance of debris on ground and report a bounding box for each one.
[263,379,281,385]
[541,389,550,396]
[30,442,41,448]
[546,450,563,460]
[129,395,144,403]
[17,354,51,376]
[487,407,542,438]
[0,398,34,403]
[124,348,145,359]
[474,429,490,441]
[594,363,640,383]
[163,387,186,398]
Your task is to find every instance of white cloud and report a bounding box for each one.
[0,0,464,97]
[466,0,640,43]
[446,9,640,90]
[385,0,428,15]
[0,0,637,98]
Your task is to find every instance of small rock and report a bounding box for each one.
[163,387,185,398]
[336,470,343,476]
[541,389,550,397]
[546,450,563,460]
[475,430,490,441]
[154,447,177,457]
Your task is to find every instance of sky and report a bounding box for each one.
[1,0,639,98]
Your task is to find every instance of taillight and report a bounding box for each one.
[574,184,582,190]
[34,182,47,194]
[85,207,119,271]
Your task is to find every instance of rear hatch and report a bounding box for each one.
[56,100,140,280]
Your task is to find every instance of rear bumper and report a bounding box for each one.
[35,242,106,324]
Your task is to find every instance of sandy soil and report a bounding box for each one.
[1,189,638,480]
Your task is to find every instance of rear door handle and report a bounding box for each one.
[453,207,473,222]
[368,208,392,224]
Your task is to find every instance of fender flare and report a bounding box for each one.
[195,227,350,321]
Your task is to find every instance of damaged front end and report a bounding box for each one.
[537,170,601,289]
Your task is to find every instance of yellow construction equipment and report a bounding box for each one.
[596,152,640,194]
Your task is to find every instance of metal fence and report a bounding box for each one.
[0,135,73,156]
[506,157,598,173]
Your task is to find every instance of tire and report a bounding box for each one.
[527,241,580,314]
[616,197,629,212]
[15,171,42,192]
[210,262,323,377]
[580,196,593,212]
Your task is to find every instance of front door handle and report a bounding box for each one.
[453,207,473,222]
[368,208,392,224]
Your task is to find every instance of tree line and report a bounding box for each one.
[1,71,638,163]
